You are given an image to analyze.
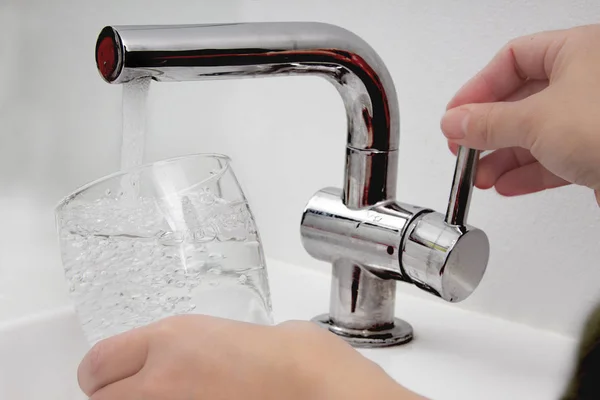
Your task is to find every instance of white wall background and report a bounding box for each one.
[1,0,599,338]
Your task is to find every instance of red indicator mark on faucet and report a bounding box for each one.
[96,36,117,80]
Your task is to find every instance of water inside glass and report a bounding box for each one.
[55,155,273,345]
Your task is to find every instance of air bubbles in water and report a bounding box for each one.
[58,189,271,345]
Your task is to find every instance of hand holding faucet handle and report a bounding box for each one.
[441,24,600,206]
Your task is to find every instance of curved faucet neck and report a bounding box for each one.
[96,22,400,208]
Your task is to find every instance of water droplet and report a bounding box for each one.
[158,231,185,246]
[193,227,216,243]
[198,189,216,205]
[208,267,222,275]
[83,271,96,282]
[187,280,200,290]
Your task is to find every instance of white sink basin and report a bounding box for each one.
[0,259,577,400]
[0,308,88,399]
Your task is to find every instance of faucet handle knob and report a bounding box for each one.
[445,146,480,226]
[400,147,489,303]
[401,212,489,302]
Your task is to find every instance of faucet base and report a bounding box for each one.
[311,314,413,348]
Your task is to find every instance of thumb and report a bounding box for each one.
[441,100,537,150]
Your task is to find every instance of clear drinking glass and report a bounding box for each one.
[55,154,272,345]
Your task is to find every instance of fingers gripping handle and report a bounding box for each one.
[445,147,480,226]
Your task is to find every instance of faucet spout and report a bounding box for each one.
[96,22,399,208]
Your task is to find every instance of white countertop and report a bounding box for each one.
[0,258,578,400]
[269,260,577,400]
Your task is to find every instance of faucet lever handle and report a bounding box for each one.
[401,146,488,303]
[445,147,480,226]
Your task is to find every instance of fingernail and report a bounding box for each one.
[441,108,469,139]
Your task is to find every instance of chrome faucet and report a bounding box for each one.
[95,22,490,347]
